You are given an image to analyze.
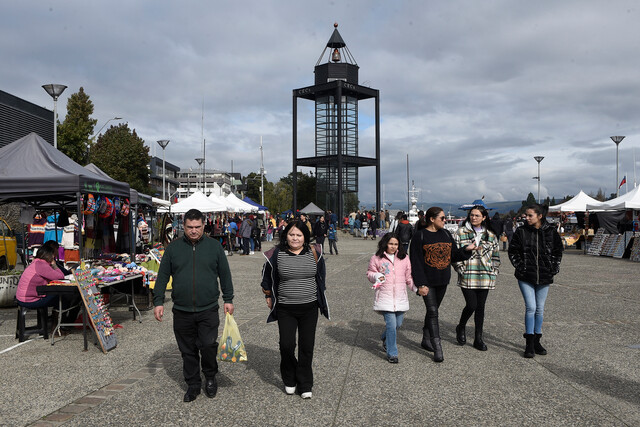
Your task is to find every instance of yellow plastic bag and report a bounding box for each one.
[217,312,247,362]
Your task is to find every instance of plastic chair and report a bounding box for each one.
[16,305,49,342]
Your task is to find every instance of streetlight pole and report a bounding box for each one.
[611,136,625,197]
[533,156,544,203]
[42,84,67,149]
[157,140,170,200]
[195,158,205,192]
[260,136,265,206]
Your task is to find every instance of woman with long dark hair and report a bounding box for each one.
[410,207,476,362]
[508,204,563,358]
[452,206,501,351]
[260,220,329,399]
[366,233,415,363]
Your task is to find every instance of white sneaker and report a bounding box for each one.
[250,251,255,255]
[285,386,296,395]
[301,392,312,399]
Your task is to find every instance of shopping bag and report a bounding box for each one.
[217,312,247,362]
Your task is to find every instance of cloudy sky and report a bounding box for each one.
[3,1,640,208]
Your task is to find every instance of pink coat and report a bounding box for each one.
[16,259,64,303]
[367,253,416,312]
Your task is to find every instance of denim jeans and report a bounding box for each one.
[381,311,405,358]
[518,280,550,334]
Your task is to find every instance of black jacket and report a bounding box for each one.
[396,220,414,244]
[508,222,563,285]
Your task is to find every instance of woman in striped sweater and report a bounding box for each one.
[452,206,501,351]
[260,220,329,400]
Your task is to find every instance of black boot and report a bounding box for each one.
[523,333,535,358]
[420,327,434,352]
[431,337,444,362]
[456,324,466,346]
[473,330,487,351]
[533,333,547,355]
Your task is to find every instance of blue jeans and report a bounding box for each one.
[380,311,404,357]
[518,280,550,334]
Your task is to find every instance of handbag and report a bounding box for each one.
[500,234,508,242]
[217,312,247,362]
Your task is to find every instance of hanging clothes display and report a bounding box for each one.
[28,213,46,248]
[43,212,63,244]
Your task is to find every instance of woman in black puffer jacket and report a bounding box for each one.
[508,204,563,358]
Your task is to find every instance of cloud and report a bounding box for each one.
[2,0,640,209]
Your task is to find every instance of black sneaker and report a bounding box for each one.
[387,356,398,364]
[382,337,386,352]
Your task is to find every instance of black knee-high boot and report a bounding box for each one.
[428,318,443,362]
[421,327,434,352]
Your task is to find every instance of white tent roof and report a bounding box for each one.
[208,193,236,212]
[225,193,258,213]
[170,191,227,213]
[585,185,640,211]
[152,197,171,207]
[548,190,600,212]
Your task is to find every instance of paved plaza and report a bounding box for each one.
[0,235,639,426]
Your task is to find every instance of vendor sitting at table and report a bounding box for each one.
[16,240,78,324]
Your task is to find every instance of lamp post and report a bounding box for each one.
[611,136,625,197]
[157,140,170,200]
[260,136,266,206]
[533,156,544,203]
[195,158,205,192]
[42,84,67,148]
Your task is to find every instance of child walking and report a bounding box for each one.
[327,223,339,255]
[366,233,416,363]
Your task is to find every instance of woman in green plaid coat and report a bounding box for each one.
[452,206,501,351]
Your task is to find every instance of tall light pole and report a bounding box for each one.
[260,136,265,206]
[533,156,544,203]
[42,84,67,148]
[611,136,625,197]
[195,158,205,192]
[157,140,170,200]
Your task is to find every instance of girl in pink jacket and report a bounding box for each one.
[367,233,416,363]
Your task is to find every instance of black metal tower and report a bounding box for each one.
[292,23,380,220]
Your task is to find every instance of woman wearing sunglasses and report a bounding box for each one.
[410,207,476,362]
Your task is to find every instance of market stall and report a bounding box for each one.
[0,133,148,349]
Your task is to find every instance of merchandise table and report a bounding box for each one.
[36,273,144,351]
[36,285,90,350]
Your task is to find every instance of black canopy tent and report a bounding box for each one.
[0,133,131,259]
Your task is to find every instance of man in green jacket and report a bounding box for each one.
[153,209,234,403]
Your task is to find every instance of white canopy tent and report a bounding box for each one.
[586,185,640,211]
[225,192,258,213]
[170,191,227,213]
[548,191,600,212]
[208,193,235,212]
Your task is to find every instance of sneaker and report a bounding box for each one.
[387,356,399,364]
[381,337,387,352]
[284,386,296,395]
[301,392,312,399]
[250,251,255,255]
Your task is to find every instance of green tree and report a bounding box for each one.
[265,180,293,214]
[550,197,556,206]
[243,172,263,202]
[89,123,150,193]
[519,192,537,214]
[57,87,97,164]
[343,192,359,213]
[282,171,316,210]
